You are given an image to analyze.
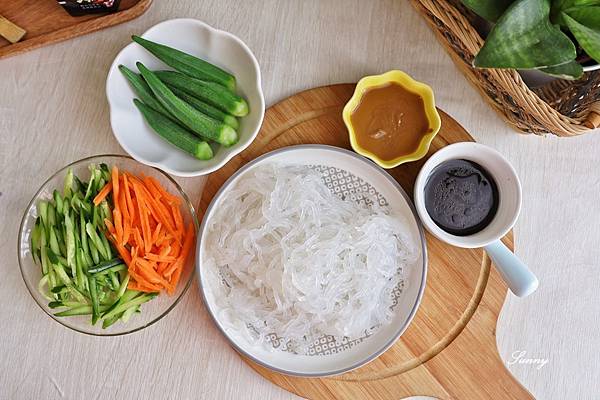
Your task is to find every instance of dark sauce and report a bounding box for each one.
[424,159,498,236]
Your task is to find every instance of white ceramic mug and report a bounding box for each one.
[414,142,538,297]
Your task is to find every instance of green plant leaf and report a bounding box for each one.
[563,12,600,64]
[552,1,600,25]
[474,0,577,69]
[565,6,600,29]
[553,0,600,10]
[539,60,584,79]
[571,0,600,5]
[461,0,514,22]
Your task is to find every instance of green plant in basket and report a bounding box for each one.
[462,0,600,79]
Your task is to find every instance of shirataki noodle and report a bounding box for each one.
[204,164,417,351]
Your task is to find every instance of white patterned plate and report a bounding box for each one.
[197,145,427,376]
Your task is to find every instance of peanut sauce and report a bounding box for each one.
[350,83,431,161]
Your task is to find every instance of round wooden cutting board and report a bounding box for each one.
[199,84,534,400]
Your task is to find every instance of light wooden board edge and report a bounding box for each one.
[198,84,534,399]
[0,0,152,60]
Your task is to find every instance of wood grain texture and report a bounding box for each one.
[199,84,533,400]
[1,1,599,399]
[0,15,26,44]
[0,0,152,59]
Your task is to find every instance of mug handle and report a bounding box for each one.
[484,240,539,297]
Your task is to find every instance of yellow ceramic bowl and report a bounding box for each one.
[343,70,441,169]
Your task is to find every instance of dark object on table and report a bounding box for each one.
[424,159,498,236]
[58,0,121,16]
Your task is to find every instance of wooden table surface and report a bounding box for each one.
[0,1,598,399]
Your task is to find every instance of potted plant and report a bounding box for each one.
[462,0,600,80]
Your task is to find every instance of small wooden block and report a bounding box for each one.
[0,15,27,44]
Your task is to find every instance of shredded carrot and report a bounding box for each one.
[128,271,163,292]
[146,176,181,206]
[104,218,115,235]
[111,165,120,205]
[136,259,174,292]
[131,181,152,253]
[164,223,194,277]
[168,263,184,294]
[151,223,162,244]
[112,208,123,245]
[127,231,136,247]
[118,178,129,221]
[131,247,138,264]
[157,262,168,274]
[145,253,176,263]
[143,177,163,201]
[122,222,130,247]
[117,176,131,246]
[136,259,162,283]
[99,168,194,296]
[128,281,162,293]
[155,230,168,246]
[159,244,171,256]
[172,205,184,234]
[93,181,112,206]
[156,245,172,274]
[112,239,132,265]
[128,261,162,292]
[123,174,136,225]
[170,240,181,258]
[148,218,157,232]
[104,222,117,243]
[133,227,144,252]
[138,187,180,243]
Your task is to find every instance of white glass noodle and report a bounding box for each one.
[197,145,427,376]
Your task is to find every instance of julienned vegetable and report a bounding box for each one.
[138,62,239,147]
[134,99,214,160]
[30,164,155,328]
[31,163,194,328]
[132,35,236,91]
[155,70,249,117]
[100,167,195,294]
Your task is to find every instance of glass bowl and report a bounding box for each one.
[18,155,198,336]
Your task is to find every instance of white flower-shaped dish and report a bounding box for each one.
[106,18,265,177]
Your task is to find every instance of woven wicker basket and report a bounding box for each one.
[410,0,600,136]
